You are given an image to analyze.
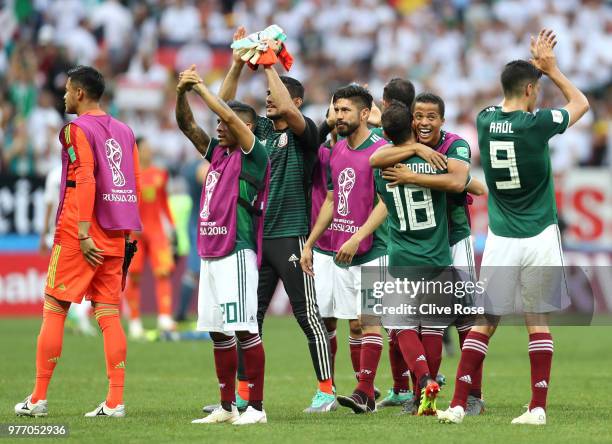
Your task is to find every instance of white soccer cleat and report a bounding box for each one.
[233,406,267,425]
[437,405,465,424]
[129,318,144,340]
[84,402,125,417]
[15,396,48,417]
[192,405,239,424]
[157,314,176,332]
[511,407,546,425]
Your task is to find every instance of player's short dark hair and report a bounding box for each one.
[414,92,445,118]
[501,60,542,98]
[227,100,257,124]
[383,78,415,108]
[382,100,413,145]
[333,84,373,110]
[280,76,304,100]
[66,65,105,101]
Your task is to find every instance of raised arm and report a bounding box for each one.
[175,70,211,156]
[318,96,337,144]
[178,66,255,153]
[264,65,306,135]
[192,81,255,152]
[370,143,447,171]
[530,29,589,127]
[219,27,247,101]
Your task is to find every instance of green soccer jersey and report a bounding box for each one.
[375,156,451,267]
[205,137,269,253]
[477,106,569,238]
[434,131,472,246]
[327,130,388,266]
[255,115,319,239]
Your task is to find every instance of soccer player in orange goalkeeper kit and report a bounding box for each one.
[124,138,176,338]
[15,65,142,418]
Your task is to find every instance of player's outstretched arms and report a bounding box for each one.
[318,96,337,144]
[301,191,334,276]
[336,200,388,265]
[530,28,589,127]
[264,65,306,135]
[466,177,487,196]
[176,67,211,156]
[191,83,255,153]
[370,143,447,170]
[218,26,248,101]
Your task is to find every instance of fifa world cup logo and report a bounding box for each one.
[105,138,126,187]
[200,171,221,220]
[337,167,356,216]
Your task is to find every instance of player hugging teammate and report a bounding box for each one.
[15,25,584,426]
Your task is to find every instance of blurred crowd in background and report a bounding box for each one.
[1,0,610,179]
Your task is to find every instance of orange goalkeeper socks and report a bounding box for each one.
[31,298,68,403]
[94,304,127,408]
[155,275,172,316]
[318,378,334,395]
[237,379,250,401]
[125,278,140,320]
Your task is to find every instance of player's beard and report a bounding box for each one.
[336,120,359,138]
[266,105,282,121]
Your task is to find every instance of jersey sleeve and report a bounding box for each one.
[203,138,219,162]
[533,108,570,141]
[243,137,269,176]
[296,116,319,153]
[72,125,96,223]
[371,126,386,140]
[254,115,274,141]
[446,139,471,165]
[374,169,385,195]
[326,145,334,191]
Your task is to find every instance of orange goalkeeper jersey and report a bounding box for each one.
[139,166,174,234]
[54,109,141,257]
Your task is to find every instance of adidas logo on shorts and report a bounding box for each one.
[416,354,426,362]
[288,254,299,268]
[534,380,548,388]
[459,375,472,384]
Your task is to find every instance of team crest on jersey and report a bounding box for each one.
[277,132,288,148]
[200,170,221,220]
[337,167,356,216]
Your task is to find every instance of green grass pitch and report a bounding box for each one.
[1,316,611,443]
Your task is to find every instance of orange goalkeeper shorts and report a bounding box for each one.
[45,244,123,305]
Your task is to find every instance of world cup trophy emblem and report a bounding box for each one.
[105,138,126,187]
[337,167,355,216]
[200,171,221,220]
